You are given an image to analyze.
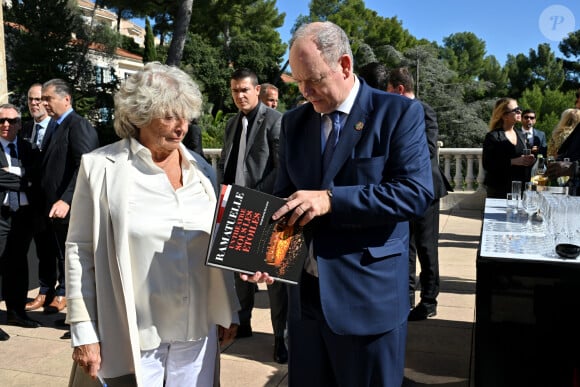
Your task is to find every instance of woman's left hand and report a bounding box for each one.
[218,324,238,347]
[72,342,102,379]
[239,271,275,285]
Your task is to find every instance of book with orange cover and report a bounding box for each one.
[206,184,308,285]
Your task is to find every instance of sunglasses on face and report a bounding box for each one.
[506,107,522,114]
[0,118,20,125]
[523,115,536,120]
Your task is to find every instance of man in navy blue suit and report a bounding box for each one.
[244,22,434,386]
[0,104,42,332]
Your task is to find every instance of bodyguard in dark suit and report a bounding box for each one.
[218,68,288,363]
[32,79,99,314]
[22,83,58,314]
[0,104,41,330]
[387,67,450,320]
[517,109,547,157]
[247,22,433,386]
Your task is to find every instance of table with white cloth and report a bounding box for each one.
[475,198,580,387]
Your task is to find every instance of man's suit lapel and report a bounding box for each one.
[41,119,59,153]
[0,146,10,202]
[17,139,31,166]
[245,104,265,155]
[0,144,7,167]
[298,111,324,188]
[222,114,242,169]
[321,88,370,187]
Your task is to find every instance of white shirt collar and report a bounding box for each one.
[318,76,360,122]
[35,116,51,128]
[129,137,198,167]
[0,137,16,149]
[334,76,360,115]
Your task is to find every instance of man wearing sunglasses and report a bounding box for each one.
[517,109,547,157]
[0,104,42,336]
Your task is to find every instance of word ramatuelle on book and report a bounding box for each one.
[205,185,308,285]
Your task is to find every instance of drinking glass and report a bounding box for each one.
[506,193,517,211]
[562,196,580,244]
[511,181,522,208]
[552,196,568,244]
[521,190,539,230]
[570,197,580,244]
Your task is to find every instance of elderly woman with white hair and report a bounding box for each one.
[65,62,239,387]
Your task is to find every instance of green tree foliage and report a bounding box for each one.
[504,53,533,98]
[99,0,160,30]
[4,0,121,142]
[506,44,564,99]
[119,35,143,56]
[559,30,580,90]
[440,32,486,81]
[405,45,487,148]
[189,0,255,57]
[103,0,194,64]
[4,0,92,96]
[143,18,157,63]
[97,0,134,31]
[295,0,418,67]
[528,44,565,91]
[153,13,172,47]
[519,85,575,140]
[198,109,234,149]
[186,0,286,113]
[181,33,230,110]
[7,0,578,150]
[479,56,509,98]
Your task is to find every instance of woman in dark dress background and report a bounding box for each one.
[482,98,536,198]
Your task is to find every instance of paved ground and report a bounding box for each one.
[0,207,482,387]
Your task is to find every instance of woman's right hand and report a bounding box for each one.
[218,323,238,347]
[72,342,102,380]
[511,155,536,167]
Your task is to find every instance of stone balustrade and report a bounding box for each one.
[438,147,484,192]
[205,148,221,171]
[206,145,485,193]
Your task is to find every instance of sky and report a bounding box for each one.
[275,0,580,67]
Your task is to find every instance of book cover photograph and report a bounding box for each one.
[206,184,308,285]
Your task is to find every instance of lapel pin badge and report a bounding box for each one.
[355,121,364,131]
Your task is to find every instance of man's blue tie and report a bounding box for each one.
[322,111,341,173]
[33,123,44,149]
[7,143,19,211]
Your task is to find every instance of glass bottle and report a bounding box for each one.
[531,154,547,187]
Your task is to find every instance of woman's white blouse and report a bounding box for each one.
[127,140,217,350]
